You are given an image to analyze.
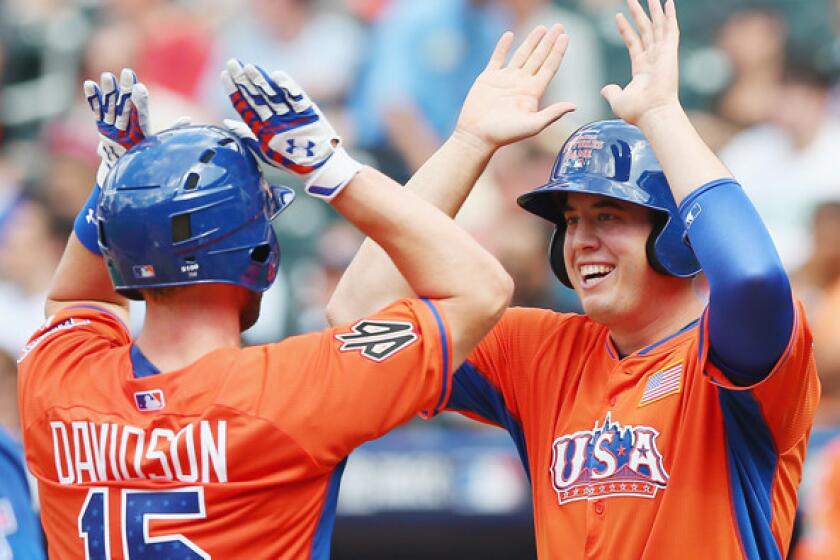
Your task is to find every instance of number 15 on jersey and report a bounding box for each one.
[78,487,209,559]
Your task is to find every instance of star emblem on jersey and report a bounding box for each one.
[550,413,669,505]
[335,320,418,362]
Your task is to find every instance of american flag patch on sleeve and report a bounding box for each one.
[638,363,683,406]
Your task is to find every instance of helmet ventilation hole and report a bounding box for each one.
[217,138,234,146]
[184,173,200,190]
[97,219,108,248]
[199,149,215,163]
[250,244,271,263]
[172,214,192,242]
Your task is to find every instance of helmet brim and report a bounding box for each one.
[517,174,655,225]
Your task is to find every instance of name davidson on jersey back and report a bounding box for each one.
[48,420,228,485]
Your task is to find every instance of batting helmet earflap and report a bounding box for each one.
[97,125,295,300]
[517,119,700,288]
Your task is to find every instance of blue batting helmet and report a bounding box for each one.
[516,119,700,288]
[97,125,295,300]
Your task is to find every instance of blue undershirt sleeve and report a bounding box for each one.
[679,179,794,385]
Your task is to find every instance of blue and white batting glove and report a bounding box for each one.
[83,68,151,187]
[221,59,362,202]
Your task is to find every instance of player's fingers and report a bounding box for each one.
[223,118,257,140]
[131,83,151,135]
[648,0,665,43]
[534,30,569,89]
[626,0,653,50]
[221,69,237,96]
[225,59,273,122]
[600,84,623,109]
[114,69,137,132]
[509,26,547,69]
[536,101,576,127]
[616,13,644,74]
[115,94,132,132]
[270,70,311,114]
[486,31,514,71]
[100,71,119,125]
[83,80,103,120]
[524,24,564,75]
[664,0,679,42]
[244,64,291,116]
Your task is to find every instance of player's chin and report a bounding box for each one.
[239,291,263,332]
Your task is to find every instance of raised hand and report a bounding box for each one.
[84,68,150,186]
[600,0,680,126]
[221,60,361,201]
[455,24,576,151]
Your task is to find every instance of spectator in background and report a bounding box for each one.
[714,7,787,132]
[352,0,605,181]
[350,0,505,180]
[0,350,46,559]
[720,57,840,270]
[200,0,365,123]
[104,0,215,103]
[503,0,605,128]
[0,199,64,356]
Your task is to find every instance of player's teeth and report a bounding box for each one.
[579,264,615,277]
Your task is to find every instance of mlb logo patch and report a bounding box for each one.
[0,498,17,535]
[638,363,683,407]
[134,390,165,411]
[132,264,156,279]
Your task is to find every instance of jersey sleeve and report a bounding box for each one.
[446,307,564,428]
[698,297,820,453]
[16,306,130,428]
[261,298,452,466]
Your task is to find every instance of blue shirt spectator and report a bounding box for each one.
[0,427,45,560]
[350,0,504,175]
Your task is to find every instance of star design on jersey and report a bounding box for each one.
[550,413,670,505]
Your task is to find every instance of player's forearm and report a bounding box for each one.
[330,166,511,321]
[637,103,733,205]
[326,133,495,325]
[45,233,129,318]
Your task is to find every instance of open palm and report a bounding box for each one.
[601,0,680,125]
[455,25,576,150]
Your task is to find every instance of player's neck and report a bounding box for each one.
[608,287,705,357]
[135,297,243,372]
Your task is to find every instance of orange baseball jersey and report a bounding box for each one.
[17,298,452,559]
[795,435,840,560]
[447,301,819,559]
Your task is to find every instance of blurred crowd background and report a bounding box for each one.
[1,0,839,557]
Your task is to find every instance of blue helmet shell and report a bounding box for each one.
[97,125,295,300]
[516,119,700,288]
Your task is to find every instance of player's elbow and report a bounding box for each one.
[467,263,514,326]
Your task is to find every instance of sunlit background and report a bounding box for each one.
[1,0,839,557]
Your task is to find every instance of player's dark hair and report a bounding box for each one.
[141,286,188,302]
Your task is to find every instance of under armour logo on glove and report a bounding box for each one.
[335,320,419,362]
[221,59,362,202]
[286,139,316,157]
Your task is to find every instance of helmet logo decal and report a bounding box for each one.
[132,265,156,279]
[559,133,604,174]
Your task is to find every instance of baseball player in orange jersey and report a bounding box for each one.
[16,61,517,557]
[328,1,820,558]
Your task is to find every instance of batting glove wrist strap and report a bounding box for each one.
[305,147,363,201]
[73,183,103,255]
